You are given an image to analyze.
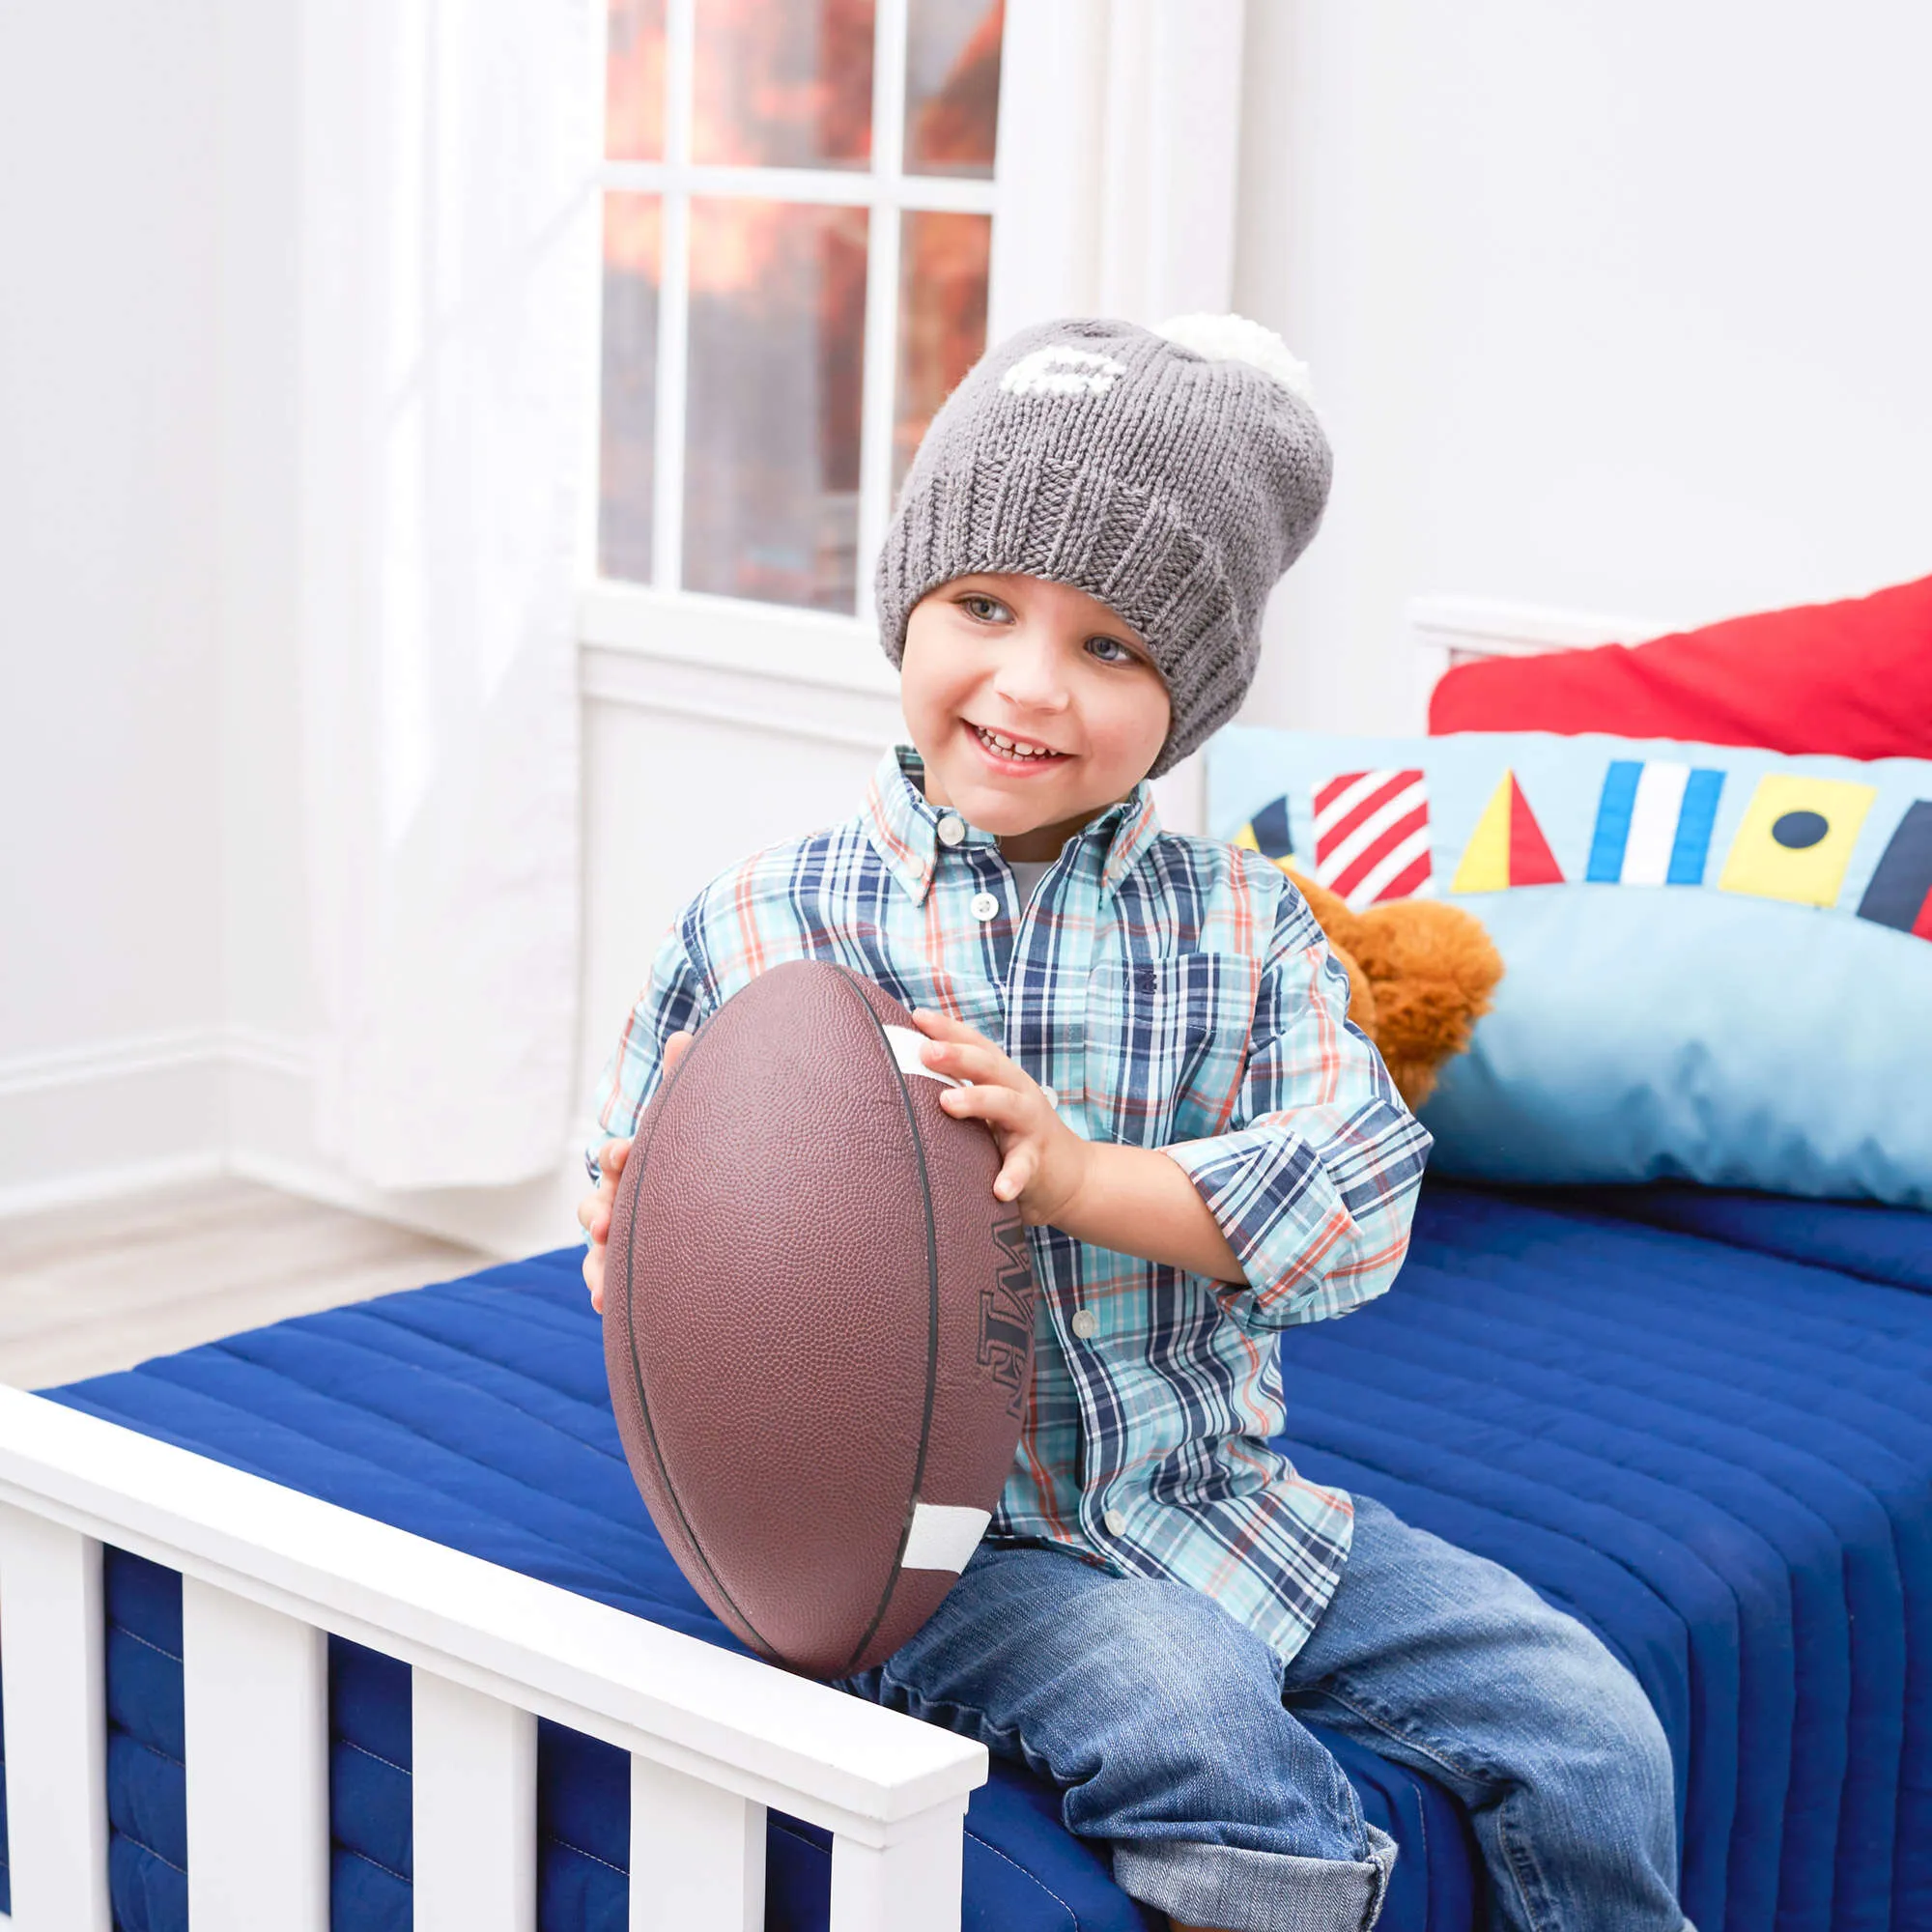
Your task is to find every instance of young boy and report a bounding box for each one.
[579,316,1688,1932]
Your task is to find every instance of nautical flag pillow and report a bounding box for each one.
[1207,726,1932,1208]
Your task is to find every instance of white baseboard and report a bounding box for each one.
[0,1151,230,1224]
[0,1027,585,1261]
[228,1147,584,1264]
[223,1023,315,1085]
[0,1027,230,1221]
[0,1027,227,1098]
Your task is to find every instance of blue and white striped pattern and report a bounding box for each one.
[590,745,1432,1663]
[1586,759,1727,886]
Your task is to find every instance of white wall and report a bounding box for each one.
[0,1,229,1208]
[1234,0,1932,737]
[216,0,313,1060]
[580,686,901,1115]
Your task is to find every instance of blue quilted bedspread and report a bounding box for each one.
[21,1179,1932,1932]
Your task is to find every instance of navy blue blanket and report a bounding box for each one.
[26,1180,1932,1932]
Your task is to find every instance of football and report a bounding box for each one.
[603,958,1037,1677]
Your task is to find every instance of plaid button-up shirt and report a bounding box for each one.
[589,745,1432,1662]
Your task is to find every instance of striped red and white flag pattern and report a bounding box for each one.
[1312,769,1434,909]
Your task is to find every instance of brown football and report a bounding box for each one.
[603,958,1037,1677]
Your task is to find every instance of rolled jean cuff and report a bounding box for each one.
[1112,1822,1397,1932]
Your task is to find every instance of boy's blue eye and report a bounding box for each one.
[961,593,1010,622]
[1088,636,1135,665]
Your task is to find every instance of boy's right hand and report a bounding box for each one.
[581,1030,693,1313]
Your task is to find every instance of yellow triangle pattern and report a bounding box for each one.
[1452,775,1515,893]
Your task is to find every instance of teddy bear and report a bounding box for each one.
[1280,866,1505,1110]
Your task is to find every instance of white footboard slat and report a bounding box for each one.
[0,1504,111,1932]
[0,1389,987,1929]
[413,1668,537,1932]
[183,1577,329,1932]
[630,1752,766,1931]
[830,1807,968,1932]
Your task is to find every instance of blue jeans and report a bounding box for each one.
[837,1495,1687,1932]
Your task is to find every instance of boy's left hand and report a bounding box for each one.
[910,1009,1093,1227]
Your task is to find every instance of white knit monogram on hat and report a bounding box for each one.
[998,345,1128,398]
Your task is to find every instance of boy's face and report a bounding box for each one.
[899,573,1172,863]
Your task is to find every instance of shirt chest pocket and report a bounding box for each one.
[1082,952,1263,1148]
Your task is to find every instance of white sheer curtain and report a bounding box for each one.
[296,0,599,1189]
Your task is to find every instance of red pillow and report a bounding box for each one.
[1428,573,1932,760]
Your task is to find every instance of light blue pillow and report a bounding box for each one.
[1208,727,1932,1208]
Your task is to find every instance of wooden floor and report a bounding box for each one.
[0,1176,496,1390]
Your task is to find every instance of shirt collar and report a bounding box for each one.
[862,744,1163,906]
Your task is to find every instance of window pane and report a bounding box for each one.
[684,199,868,611]
[895,210,990,493]
[903,0,1002,177]
[693,0,875,170]
[598,194,662,583]
[605,0,667,161]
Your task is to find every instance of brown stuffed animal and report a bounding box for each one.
[1281,866,1504,1110]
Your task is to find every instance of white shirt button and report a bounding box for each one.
[1040,1086,1059,1109]
[970,891,1000,921]
[936,813,966,847]
[1103,1507,1127,1537]
[1070,1308,1098,1340]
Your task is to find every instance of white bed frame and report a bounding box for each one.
[1405,593,1665,706]
[0,596,1657,1932]
[0,1388,980,1931]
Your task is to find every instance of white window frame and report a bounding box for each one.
[579,0,1114,690]
[577,0,1246,726]
[602,0,1006,614]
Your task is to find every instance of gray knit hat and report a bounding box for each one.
[875,313,1332,779]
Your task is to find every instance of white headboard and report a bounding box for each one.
[1406,593,1674,685]
[1170,594,1678,836]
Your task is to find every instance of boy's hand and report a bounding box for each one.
[580,1030,693,1313]
[910,1009,1093,1228]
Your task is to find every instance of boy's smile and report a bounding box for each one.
[898,572,1173,863]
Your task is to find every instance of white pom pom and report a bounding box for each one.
[1153,312,1314,402]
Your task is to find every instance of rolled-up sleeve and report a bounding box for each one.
[582,918,711,1189]
[1162,885,1433,1329]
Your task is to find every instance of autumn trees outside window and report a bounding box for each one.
[598,0,1005,616]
